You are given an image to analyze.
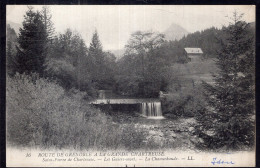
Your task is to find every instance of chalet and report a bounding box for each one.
[184,48,203,62]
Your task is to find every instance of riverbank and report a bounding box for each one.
[108,110,201,151]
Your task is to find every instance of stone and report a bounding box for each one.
[170,133,177,138]
[199,138,204,143]
[205,130,215,136]
[149,130,157,135]
[188,127,195,133]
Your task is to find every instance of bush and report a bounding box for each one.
[162,84,206,118]
[6,73,146,150]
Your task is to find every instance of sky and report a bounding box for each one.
[7,5,255,51]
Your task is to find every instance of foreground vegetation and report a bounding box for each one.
[6,74,147,150]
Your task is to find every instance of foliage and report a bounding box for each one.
[46,29,87,89]
[195,12,255,150]
[45,29,116,95]
[162,85,206,118]
[6,24,18,76]
[41,6,55,42]
[6,74,146,150]
[87,30,116,90]
[15,7,48,76]
[116,31,170,97]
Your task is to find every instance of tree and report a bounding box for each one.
[41,6,55,42]
[196,12,255,150]
[102,51,117,90]
[40,6,56,70]
[116,31,166,97]
[74,38,94,93]
[6,24,18,76]
[88,30,103,65]
[87,30,106,89]
[125,31,165,78]
[46,29,89,90]
[15,7,48,76]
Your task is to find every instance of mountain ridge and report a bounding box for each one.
[109,23,189,59]
[163,23,189,41]
[7,20,22,35]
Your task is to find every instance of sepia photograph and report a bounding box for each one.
[5,5,255,167]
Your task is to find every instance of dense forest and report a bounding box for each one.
[6,6,255,151]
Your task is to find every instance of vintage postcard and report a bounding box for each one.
[6,5,255,167]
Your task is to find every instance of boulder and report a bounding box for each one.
[170,133,177,138]
[188,127,195,133]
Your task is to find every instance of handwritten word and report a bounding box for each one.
[211,157,235,165]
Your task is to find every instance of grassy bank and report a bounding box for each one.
[6,73,147,150]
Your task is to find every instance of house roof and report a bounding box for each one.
[184,48,203,54]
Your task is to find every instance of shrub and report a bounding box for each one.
[162,84,206,118]
[6,73,146,150]
[6,73,85,148]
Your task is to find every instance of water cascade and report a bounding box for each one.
[140,102,164,119]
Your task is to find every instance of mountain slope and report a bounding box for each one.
[163,23,189,41]
[7,20,22,35]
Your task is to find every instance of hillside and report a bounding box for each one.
[7,20,21,35]
[171,58,218,87]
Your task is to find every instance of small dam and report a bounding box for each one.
[89,90,164,119]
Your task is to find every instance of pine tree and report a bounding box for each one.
[41,6,55,42]
[196,12,255,150]
[89,29,103,65]
[41,5,56,66]
[15,7,48,76]
[88,30,105,89]
[75,39,89,90]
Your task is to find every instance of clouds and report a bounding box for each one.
[7,5,255,50]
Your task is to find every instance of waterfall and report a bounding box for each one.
[140,102,164,119]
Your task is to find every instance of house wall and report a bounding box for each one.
[187,54,202,62]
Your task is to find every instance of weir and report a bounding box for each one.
[89,98,160,104]
[89,98,164,119]
[88,90,165,119]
